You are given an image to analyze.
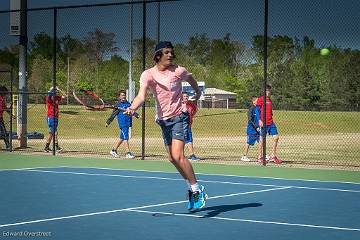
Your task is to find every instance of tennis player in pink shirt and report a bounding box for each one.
[125,41,207,211]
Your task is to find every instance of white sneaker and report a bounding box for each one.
[56,146,63,153]
[126,152,135,159]
[241,155,250,162]
[110,150,119,158]
[266,155,270,162]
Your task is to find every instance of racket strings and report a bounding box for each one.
[74,90,104,109]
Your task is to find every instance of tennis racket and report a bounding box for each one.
[72,88,139,118]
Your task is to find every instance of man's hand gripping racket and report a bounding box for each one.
[123,107,138,118]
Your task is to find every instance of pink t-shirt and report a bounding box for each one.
[140,65,192,120]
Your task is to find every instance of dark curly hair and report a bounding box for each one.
[153,50,176,63]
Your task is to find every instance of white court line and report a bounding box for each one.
[60,166,360,185]
[2,165,359,186]
[21,169,360,193]
[207,186,292,199]
[0,187,288,228]
[0,167,38,171]
[0,166,69,172]
[126,209,360,232]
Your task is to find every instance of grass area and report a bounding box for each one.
[1,152,360,183]
[5,104,359,137]
[2,104,360,168]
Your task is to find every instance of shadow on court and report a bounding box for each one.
[150,203,263,218]
[200,202,263,218]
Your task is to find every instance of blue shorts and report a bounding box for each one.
[260,123,278,136]
[120,127,130,141]
[47,118,58,133]
[246,135,259,145]
[185,127,193,144]
[156,112,189,146]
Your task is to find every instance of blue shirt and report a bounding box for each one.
[116,101,132,128]
[246,105,260,135]
[106,100,132,128]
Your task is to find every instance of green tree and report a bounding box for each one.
[60,34,86,61]
[326,49,360,111]
[29,32,61,60]
[188,33,211,65]
[97,55,129,101]
[208,33,239,70]
[132,38,157,91]
[70,55,97,94]
[28,55,52,103]
[343,50,360,111]
[0,46,19,68]
[84,28,119,63]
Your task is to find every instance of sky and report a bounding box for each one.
[1,0,359,59]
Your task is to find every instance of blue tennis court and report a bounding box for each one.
[1,167,359,240]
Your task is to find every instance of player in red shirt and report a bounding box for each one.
[0,86,10,150]
[44,87,66,153]
[256,85,282,164]
[182,92,200,161]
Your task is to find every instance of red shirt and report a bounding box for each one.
[0,95,5,118]
[184,102,197,127]
[256,96,273,125]
[46,95,62,118]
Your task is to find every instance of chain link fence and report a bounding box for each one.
[0,0,359,170]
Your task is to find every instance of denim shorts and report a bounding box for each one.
[156,112,189,146]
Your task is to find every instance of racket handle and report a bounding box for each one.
[118,107,139,118]
[133,112,139,118]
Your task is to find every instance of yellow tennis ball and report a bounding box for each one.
[320,48,330,56]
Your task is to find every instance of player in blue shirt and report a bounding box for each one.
[241,97,262,161]
[106,91,135,159]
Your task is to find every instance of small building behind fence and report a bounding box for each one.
[200,88,237,109]
[182,82,238,109]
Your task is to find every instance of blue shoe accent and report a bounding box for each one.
[191,155,200,161]
[187,190,194,211]
[191,185,208,211]
[188,154,200,161]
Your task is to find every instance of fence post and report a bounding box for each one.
[52,8,57,156]
[18,0,28,148]
[141,0,147,160]
[261,0,269,165]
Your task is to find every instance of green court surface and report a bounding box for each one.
[1,152,359,183]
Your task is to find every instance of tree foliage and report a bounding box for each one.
[0,30,358,111]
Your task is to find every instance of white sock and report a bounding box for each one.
[186,180,191,191]
[190,182,200,192]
